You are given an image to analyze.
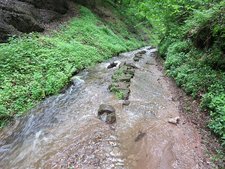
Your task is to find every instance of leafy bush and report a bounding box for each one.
[164,39,225,145]
[202,82,225,145]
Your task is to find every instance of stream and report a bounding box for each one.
[0,47,208,169]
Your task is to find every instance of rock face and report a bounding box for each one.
[98,104,116,124]
[0,0,68,42]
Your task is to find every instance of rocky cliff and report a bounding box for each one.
[0,0,68,42]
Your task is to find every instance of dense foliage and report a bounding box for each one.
[0,6,147,127]
[115,0,225,147]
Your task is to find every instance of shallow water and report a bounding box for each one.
[0,47,207,169]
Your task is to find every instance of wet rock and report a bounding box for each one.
[107,62,118,69]
[168,117,180,125]
[98,104,116,124]
[136,50,147,55]
[133,51,146,62]
[135,53,142,58]
[133,54,142,61]
[122,100,130,106]
[147,46,154,50]
[126,62,138,69]
[151,48,158,54]
[133,57,140,62]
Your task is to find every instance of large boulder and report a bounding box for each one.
[0,0,68,42]
[98,104,116,124]
[19,0,68,14]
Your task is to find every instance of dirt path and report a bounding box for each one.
[116,48,208,169]
[0,47,212,169]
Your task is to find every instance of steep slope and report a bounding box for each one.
[0,4,149,127]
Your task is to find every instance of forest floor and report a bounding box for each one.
[1,47,223,169]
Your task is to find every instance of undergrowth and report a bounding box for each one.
[0,6,146,127]
[161,3,225,164]
[163,1,225,149]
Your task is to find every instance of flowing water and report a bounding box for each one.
[0,47,208,169]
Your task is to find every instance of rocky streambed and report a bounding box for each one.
[0,47,211,169]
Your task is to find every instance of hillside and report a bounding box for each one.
[0,1,150,127]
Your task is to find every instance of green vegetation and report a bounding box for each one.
[163,1,225,148]
[0,6,146,127]
[109,64,135,100]
[115,0,225,149]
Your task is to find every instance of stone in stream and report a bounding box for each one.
[98,104,116,124]
[133,57,140,62]
[107,61,119,69]
[126,62,138,69]
[137,50,147,55]
[133,50,146,62]
[147,46,154,50]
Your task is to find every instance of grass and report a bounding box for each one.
[0,6,146,127]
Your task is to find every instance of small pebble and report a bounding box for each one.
[168,117,180,125]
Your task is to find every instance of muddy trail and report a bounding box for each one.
[0,47,210,169]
